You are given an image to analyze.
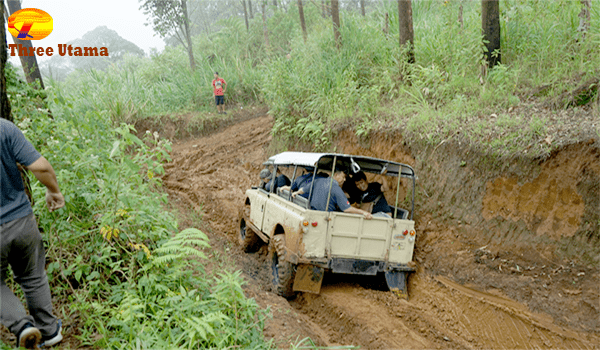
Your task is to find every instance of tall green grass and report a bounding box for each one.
[6,64,269,349]
[49,0,598,146]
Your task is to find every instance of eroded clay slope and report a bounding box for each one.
[162,113,599,349]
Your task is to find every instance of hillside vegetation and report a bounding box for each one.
[4,0,598,348]
[51,0,599,153]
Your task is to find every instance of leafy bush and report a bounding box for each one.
[5,63,268,349]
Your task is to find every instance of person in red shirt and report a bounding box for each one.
[212,72,227,114]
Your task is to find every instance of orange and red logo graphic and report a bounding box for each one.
[7,8,53,40]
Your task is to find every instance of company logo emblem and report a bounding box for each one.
[7,8,53,40]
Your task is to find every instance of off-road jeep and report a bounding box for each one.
[239,152,417,299]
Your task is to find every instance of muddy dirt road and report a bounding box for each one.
[163,114,599,349]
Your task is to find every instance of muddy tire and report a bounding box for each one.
[239,217,261,253]
[270,234,296,299]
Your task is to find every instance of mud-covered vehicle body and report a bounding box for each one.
[239,152,417,299]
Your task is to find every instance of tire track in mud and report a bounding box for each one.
[163,114,599,349]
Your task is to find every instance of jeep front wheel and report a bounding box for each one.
[270,234,296,299]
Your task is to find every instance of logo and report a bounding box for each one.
[7,8,53,40]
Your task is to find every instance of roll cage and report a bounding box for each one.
[262,152,416,220]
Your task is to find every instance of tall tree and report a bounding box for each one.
[140,0,196,70]
[248,0,254,19]
[331,0,341,49]
[262,0,270,50]
[397,0,415,64]
[481,0,501,68]
[578,0,591,40]
[298,0,307,43]
[1,3,12,121]
[360,0,365,16]
[5,0,45,89]
[242,0,250,32]
[383,12,389,37]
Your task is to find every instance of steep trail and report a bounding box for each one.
[162,114,599,349]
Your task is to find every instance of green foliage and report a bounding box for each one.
[140,0,188,40]
[99,229,267,349]
[5,63,268,349]
[44,0,598,155]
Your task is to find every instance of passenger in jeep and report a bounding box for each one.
[350,171,392,217]
[296,170,373,219]
[281,166,327,198]
[265,168,291,193]
[258,169,271,190]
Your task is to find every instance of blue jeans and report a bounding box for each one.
[0,213,58,337]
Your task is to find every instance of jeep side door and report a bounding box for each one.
[250,189,269,232]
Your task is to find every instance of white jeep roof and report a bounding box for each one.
[264,152,415,178]
[265,152,327,167]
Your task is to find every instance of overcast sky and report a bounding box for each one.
[6,0,166,63]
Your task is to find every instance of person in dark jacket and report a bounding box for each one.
[295,170,372,219]
[351,171,392,217]
[265,168,290,193]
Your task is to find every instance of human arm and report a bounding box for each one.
[222,79,227,93]
[380,172,389,192]
[331,184,371,219]
[25,157,65,212]
[291,188,305,198]
[343,206,373,220]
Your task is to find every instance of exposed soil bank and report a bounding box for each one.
[159,108,599,348]
[331,129,599,334]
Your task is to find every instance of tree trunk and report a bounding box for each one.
[242,0,250,32]
[360,0,365,16]
[298,0,307,43]
[398,0,415,64]
[2,4,13,122]
[6,0,45,89]
[262,0,270,50]
[481,0,501,68]
[181,0,196,70]
[331,0,341,49]
[248,0,254,18]
[577,0,591,39]
[321,0,326,18]
[384,12,389,37]
[458,1,464,32]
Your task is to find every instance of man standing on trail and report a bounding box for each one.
[212,72,227,114]
[1,119,65,349]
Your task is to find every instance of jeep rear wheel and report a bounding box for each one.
[239,217,261,253]
[270,234,296,299]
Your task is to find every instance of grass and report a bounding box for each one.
[44,0,598,161]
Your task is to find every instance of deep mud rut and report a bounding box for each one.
[163,114,599,349]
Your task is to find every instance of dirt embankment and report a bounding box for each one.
[161,111,599,349]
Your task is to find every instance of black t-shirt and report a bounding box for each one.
[355,182,391,214]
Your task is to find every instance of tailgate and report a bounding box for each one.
[327,213,392,260]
